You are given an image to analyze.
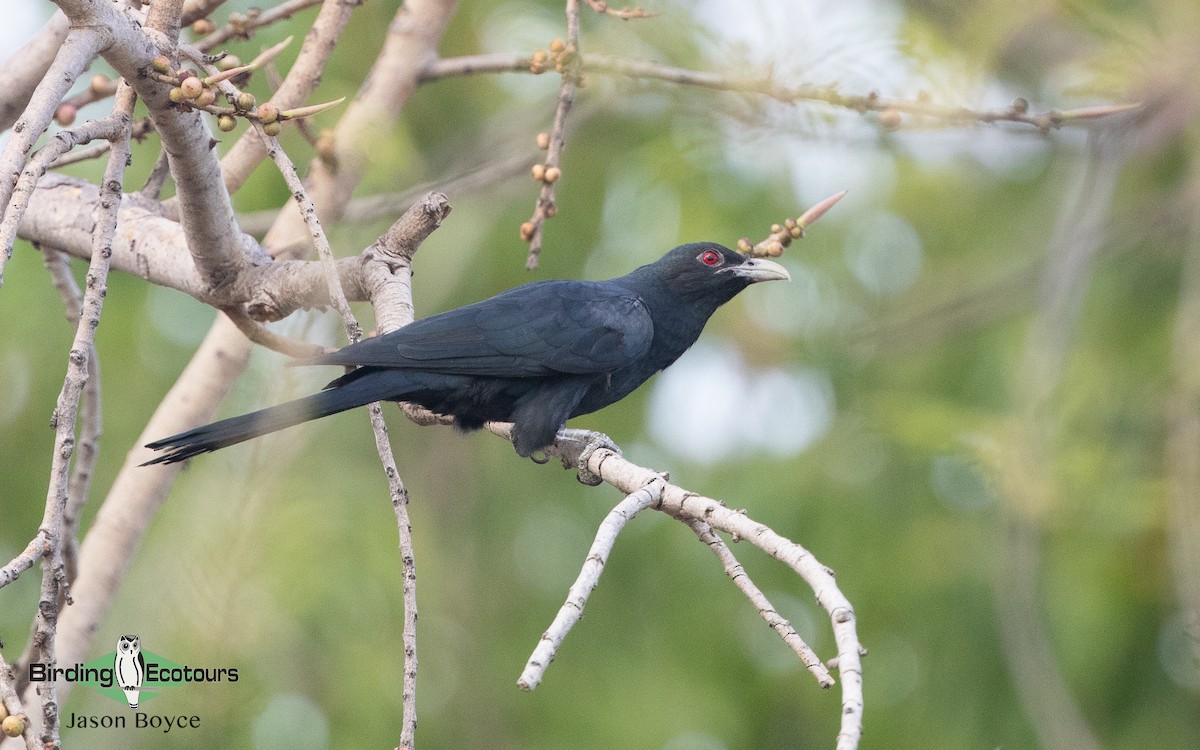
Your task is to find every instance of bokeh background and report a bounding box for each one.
[2,0,1199,748]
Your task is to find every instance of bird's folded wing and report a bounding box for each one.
[306,280,654,377]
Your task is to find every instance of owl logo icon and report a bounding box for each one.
[114,635,145,710]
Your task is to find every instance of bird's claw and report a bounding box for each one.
[556,428,622,486]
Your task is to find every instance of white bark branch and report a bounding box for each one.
[570,447,865,750]
[688,518,834,688]
[518,480,664,691]
[0,27,103,285]
[0,12,69,132]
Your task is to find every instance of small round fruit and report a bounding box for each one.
[180,77,204,99]
[257,103,280,124]
[2,715,25,739]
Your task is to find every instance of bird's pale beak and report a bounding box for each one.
[726,256,791,283]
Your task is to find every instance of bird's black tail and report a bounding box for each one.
[141,372,385,466]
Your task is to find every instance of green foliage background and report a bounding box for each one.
[2,1,1198,748]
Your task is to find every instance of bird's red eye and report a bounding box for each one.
[698,249,723,267]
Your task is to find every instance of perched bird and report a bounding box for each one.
[142,242,789,465]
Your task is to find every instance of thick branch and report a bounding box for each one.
[16,174,399,318]
[53,0,252,290]
[360,193,452,333]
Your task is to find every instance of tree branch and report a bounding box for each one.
[518,479,665,691]
[39,249,103,585]
[19,83,136,745]
[687,518,833,687]
[421,51,1137,132]
[0,11,69,132]
[521,1,582,269]
[463,423,865,749]
[0,26,103,286]
[51,0,257,291]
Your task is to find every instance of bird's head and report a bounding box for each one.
[631,242,790,308]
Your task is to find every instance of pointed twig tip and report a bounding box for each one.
[280,97,347,121]
[796,189,848,228]
[1058,102,1143,121]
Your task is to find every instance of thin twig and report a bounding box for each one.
[0,537,50,591]
[522,0,582,270]
[39,249,103,584]
[259,120,426,750]
[420,52,1136,133]
[687,518,834,688]
[739,189,847,258]
[572,446,865,750]
[258,124,361,339]
[29,83,135,746]
[0,27,103,287]
[995,134,1123,750]
[518,479,665,691]
[47,119,155,169]
[365,403,418,750]
[1,116,131,282]
[135,149,171,201]
[209,0,357,198]
[1165,167,1200,676]
[0,117,130,594]
[582,0,657,19]
[356,196,451,750]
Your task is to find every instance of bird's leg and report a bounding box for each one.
[555,428,623,486]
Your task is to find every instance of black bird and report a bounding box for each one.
[142,243,789,465]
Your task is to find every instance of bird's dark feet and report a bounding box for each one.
[555,428,622,486]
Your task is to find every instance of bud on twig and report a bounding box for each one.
[745,190,847,258]
[796,190,847,229]
[202,64,255,87]
[278,97,347,121]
